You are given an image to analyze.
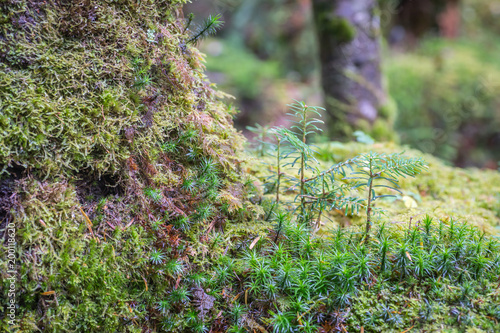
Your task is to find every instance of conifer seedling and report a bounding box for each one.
[256,101,427,240]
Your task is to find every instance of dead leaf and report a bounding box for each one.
[249,236,261,250]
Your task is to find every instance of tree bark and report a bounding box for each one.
[312,0,394,140]
[438,0,461,39]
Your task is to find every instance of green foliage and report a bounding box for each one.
[165,259,184,277]
[230,303,247,325]
[349,152,427,236]
[187,14,224,45]
[308,140,500,232]
[143,187,163,203]
[156,300,171,313]
[387,37,500,166]
[150,249,166,265]
[269,310,293,333]
[271,101,324,216]
[169,286,191,305]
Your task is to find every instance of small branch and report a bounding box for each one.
[315,180,325,230]
[303,158,357,183]
[276,138,281,205]
[300,106,307,218]
[365,157,374,240]
[182,13,194,34]
[264,202,276,221]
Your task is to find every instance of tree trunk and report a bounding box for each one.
[312,0,395,140]
[438,0,461,39]
[394,0,461,40]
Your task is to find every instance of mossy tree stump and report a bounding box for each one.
[0,1,253,331]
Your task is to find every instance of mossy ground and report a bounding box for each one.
[240,139,500,332]
[249,140,500,236]
[228,216,500,332]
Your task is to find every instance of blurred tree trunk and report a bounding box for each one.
[395,0,461,40]
[312,0,396,140]
[438,0,461,39]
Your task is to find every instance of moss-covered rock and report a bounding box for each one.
[312,2,357,44]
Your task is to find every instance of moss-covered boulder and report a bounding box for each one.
[0,1,256,331]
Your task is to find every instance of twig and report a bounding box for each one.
[79,207,99,243]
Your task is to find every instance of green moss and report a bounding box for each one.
[327,16,357,43]
[0,179,154,332]
[0,0,244,179]
[1,1,499,331]
[313,2,356,44]
[316,14,356,43]
[0,1,254,331]
[240,132,500,330]
[226,214,500,332]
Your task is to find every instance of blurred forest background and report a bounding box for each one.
[184,0,500,169]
